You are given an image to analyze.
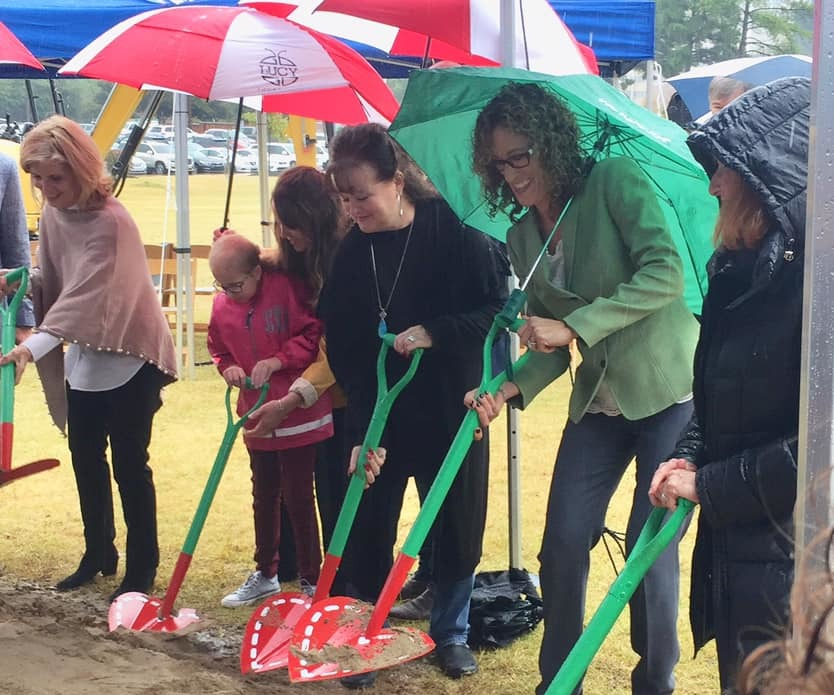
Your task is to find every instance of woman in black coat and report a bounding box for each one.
[649,77,810,692]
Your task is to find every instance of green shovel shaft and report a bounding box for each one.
[315,335,423,602]
[1,268,28,428]
[544,499,694,695]
[180,382,268,555]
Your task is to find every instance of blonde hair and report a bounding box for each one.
[738,528,834,695]
[714,176,769,250]
[20,115,112,209]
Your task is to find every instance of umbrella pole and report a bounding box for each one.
[257,112,272,248]
[173,92,194,378]
[223,98,244,230]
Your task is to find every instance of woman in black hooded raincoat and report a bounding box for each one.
[649,77,810,692]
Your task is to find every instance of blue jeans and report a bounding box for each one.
[536,401,693,695]
[430,573,475,648]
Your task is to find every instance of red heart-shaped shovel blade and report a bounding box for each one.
[108,592,200,633]
[240,591,311,673]
[287,597,435,682]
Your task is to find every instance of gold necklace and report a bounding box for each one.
[369,214,416,338]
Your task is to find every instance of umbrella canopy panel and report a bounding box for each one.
[58,5,400,125]
[390,67,717,314]
[0,20,44,71]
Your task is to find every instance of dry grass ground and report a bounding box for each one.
[0,172,719,693]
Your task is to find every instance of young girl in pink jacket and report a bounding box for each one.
[208,233,332,607]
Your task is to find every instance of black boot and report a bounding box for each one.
[108,567,156,603]
[56,548,119,591]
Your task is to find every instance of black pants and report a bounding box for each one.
[536,402,693,695]
[341,416,489,600]
[65,362,166,580]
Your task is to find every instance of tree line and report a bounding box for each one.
[655,0,813,77]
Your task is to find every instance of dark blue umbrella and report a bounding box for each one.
[667,54,811,120]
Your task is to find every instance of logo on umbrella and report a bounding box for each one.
[261,49,298,87]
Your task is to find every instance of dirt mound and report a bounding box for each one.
[0,578,426,694]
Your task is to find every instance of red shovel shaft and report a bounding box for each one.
[366,554,416,637]
[0,421,12,472]
[158,552,193,619]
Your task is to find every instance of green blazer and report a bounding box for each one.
[508,157,699,422]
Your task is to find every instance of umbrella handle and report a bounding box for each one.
[314,334,423,602]
[157,380,269,619]
[1,268,29,472]
[543,499,695,695]
[365,318,529,637]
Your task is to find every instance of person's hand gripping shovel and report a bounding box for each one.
[285,312,529,683]
[0,267,60,486]
[240,332,424,674]
[108,380,269,633]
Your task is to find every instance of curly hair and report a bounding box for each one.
[327,123,437,203]
[737,528,834,695]
[265,166,348,306]
[472,83,585,221]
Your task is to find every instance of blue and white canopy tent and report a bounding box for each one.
[0,0,656,78]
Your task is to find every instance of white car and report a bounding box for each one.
[316,144,329,170]
[134,141,194,175]
[267,142,296,174]
[128,156,148,176]
[232,148,258,173]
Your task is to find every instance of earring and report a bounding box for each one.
[397,191,403,217]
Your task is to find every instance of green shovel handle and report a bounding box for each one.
[1,268,29,427]
[328,334,424,556]
[399,320,528,559]
[180,379,269,556]
[544,498,695,695]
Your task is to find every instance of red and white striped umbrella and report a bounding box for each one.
[0,20,44,71]
[59,5,399,125]
[244,0,597,75]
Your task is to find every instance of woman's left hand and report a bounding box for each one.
[394,325,432,356]
[517,316,576,353]
[0,345,34,384]
[348,445,387,488]
[649,458,699,509]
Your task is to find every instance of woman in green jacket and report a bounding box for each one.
[468,83,699,695]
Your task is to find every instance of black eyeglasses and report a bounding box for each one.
[212,271,253,294]
[489,148,534,173]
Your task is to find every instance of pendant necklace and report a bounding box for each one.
[370,213,416,338]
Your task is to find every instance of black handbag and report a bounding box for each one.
[468,567,544,649]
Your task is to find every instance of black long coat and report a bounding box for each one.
[676,78,810,686]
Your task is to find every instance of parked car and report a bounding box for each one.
[316,143,329,170]
[134,141,194,174]
[145,124,173,141]
[267,142,295,174]
[128,156,148,176]
[190,134,224,149]
[202,128,233,143]
[231,148,258,173]
[189,144,225,173]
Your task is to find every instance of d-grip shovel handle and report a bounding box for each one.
[365,316,529,637]
[157,379,269,619]
[544,499,695,695]
[314,334,423,603]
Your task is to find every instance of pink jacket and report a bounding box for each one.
[208,269,333,451]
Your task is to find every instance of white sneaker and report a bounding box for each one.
[220,570,281,608]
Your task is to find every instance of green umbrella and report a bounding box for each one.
[389,66,718,314]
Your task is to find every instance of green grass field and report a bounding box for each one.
[0,172,720,694]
